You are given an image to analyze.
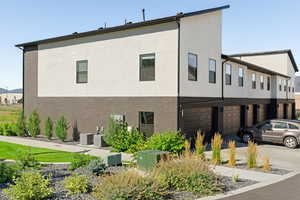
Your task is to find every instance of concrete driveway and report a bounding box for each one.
[206,143,300,171]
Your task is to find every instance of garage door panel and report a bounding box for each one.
[223,106,240,136]
[183,107,212,134]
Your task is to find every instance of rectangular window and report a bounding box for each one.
[267,77,270,91]
[279,80,282,91]
[238,67,244,87]
[139,112,154,137]
[225,64,232,85]
[293,87,295,92]
[188,53,197,81]
[140,54,155,81]
[76,60,88,83]
[209,59,216,84]
[260,76,264,90]
[284,80,287,91]
[252,73,256,89]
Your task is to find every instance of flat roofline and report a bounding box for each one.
[229,49,298,72]
[15,5,229,48]
[222,54,290,78]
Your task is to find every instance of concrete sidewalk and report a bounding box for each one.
[0,135,133,162]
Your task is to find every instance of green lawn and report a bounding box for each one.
[0,141,82,162]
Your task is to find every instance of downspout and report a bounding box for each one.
[17,46,24,117]
[176,16,181,131]
[221,59,229,100]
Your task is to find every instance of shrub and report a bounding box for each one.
[103,117,121,145]
[211,133,223,165]
[247,141,257,168]
[64,174,90,194]
[0,163,20,184]
[27,110,41,138]
[232,174,239,183]
[104,119,145,153]
[145,131,185,154]
[15,111,26,137]
[184,139,191,157]
[93,170,171,200]
[0,123,17,136]
[86,159,107,175]
[4,171,53,200]
[55,115,69,141]
[16,151,39,169]
[195,131,206,158]
[228,140,236,167]
[69,154,95,171]
[45,117,53,140]
[262,156,271,171]
[152,155,224,196]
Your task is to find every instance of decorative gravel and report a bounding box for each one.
[235,163,292,175]
[0,164,258,200]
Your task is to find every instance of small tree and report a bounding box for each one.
[45,117,53,140]
[55,116,69,141]
[27,110,41,138]
[15,111,26,136]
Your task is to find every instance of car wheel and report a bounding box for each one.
[242,133,253,143]
[284,136,298,149]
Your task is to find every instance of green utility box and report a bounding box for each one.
[136,150,169,171]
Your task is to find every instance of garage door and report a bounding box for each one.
[183,107,212,135]
[259,104,268,122]
[277,104,284,118]
[223,106,240,136]
[247,105,253,127]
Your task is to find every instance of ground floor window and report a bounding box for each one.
[139,112,154,137]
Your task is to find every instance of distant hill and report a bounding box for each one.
[0,88,23,94]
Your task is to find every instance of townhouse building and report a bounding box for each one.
[16,5,298,138]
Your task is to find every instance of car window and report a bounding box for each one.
[273,122,288,129]
[288,123,299,130]
[257,122,272,129]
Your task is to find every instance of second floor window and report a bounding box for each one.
[76,60,88,83]
[260,76,264,90]
[252,73,256,89]
[284,80,287,91]
[209,59,216,83]
[279,80,282,91]
[238,67,244,87]
[267,77,270,91]
[225,64,232,85]
[188,53,197,81]
[140,54,155,81]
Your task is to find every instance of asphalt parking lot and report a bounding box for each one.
[206,142,300,171]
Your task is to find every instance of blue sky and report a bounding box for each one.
[0,0,299,89]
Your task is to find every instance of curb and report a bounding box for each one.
[196,171,300,200]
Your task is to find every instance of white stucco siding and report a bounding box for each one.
[237,54,288,75]
[287,57,295,99]
[246,70,272,99]
[223,61,248,98]
[37,22,178,97]
[179,11,222,97]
